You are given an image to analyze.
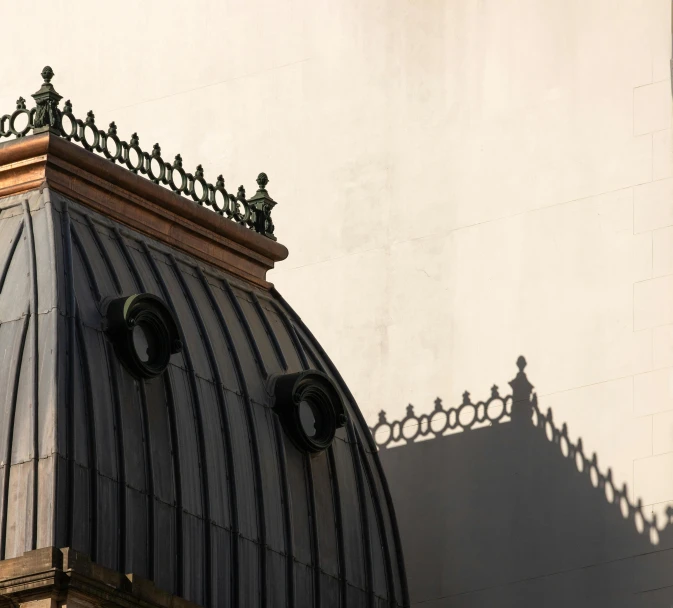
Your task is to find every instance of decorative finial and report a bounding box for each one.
[256,172,269,191]
[462,391,471,405]
[248,172,277,240]
[64,100,72,113]
[152,143,161,157]
[41,66,54,84]
[434,397,443,411]
[86,110,95,124]
[516,355,527,371]
[16,97,26,110]
[491,384,499,398]
[31,67,62,134]
[378,410,388,424]
[130,132,139,146]
[406,404,415,417]
[107,122,117,135]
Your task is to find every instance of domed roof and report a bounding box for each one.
[0,179,408,607]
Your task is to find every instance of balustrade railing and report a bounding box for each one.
[0,67,277,240]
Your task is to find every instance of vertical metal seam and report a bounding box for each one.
[346,421,375,608]
[267,299,309,371]
[0,220,24,295]
[283,312,346,608]
[75,303,98,562]
[22,200,39,551]
[209,275,268,608]
[162,369,184,597]
[69,224,102,304]
[117,234,181,594]
[170,257,240,607]
[271,287,409,604]
[270,290,382,606]
[327,446,347,608]
[61,201,76,550]
[368,449,409,606]
[226,284,267,379]
[106,340,127,573]
[137,380,155,581]
[0,310,30,560]
[305,453,322,607]
[42,189,59,550]
[354,428,396,607]
[248,292,298,605]
[83,215,122,295]
[251,293,287,371]
[290,332,347,606]
[141,242,211,607]
[112,228,146,292]
[272,415,296,608]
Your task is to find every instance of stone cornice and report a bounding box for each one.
[0,133,288,289]
[0,547,200,607]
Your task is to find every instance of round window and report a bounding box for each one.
[105,293,182,379]
[269,370,347,453]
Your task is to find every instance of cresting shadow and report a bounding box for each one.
[373,357,673,607]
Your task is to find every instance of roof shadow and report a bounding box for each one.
[373,358,673,607]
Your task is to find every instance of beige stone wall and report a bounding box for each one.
[2,0,672,601]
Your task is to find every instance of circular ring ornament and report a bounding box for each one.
[269,370,347,453]
[105,293,182,379]
[103,132,122,162]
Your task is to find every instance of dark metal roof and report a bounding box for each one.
[0,187,408,607]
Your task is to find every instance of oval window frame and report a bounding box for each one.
[105,293,182,379]
[269,370,347,453]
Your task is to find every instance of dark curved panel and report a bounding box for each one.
[0,189,407,608]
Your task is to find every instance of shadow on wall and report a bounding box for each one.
[372,358,673,608]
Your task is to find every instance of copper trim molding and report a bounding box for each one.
[0,133,289,288]
[2,66,279,242]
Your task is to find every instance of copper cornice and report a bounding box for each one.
[0,133,288,288]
